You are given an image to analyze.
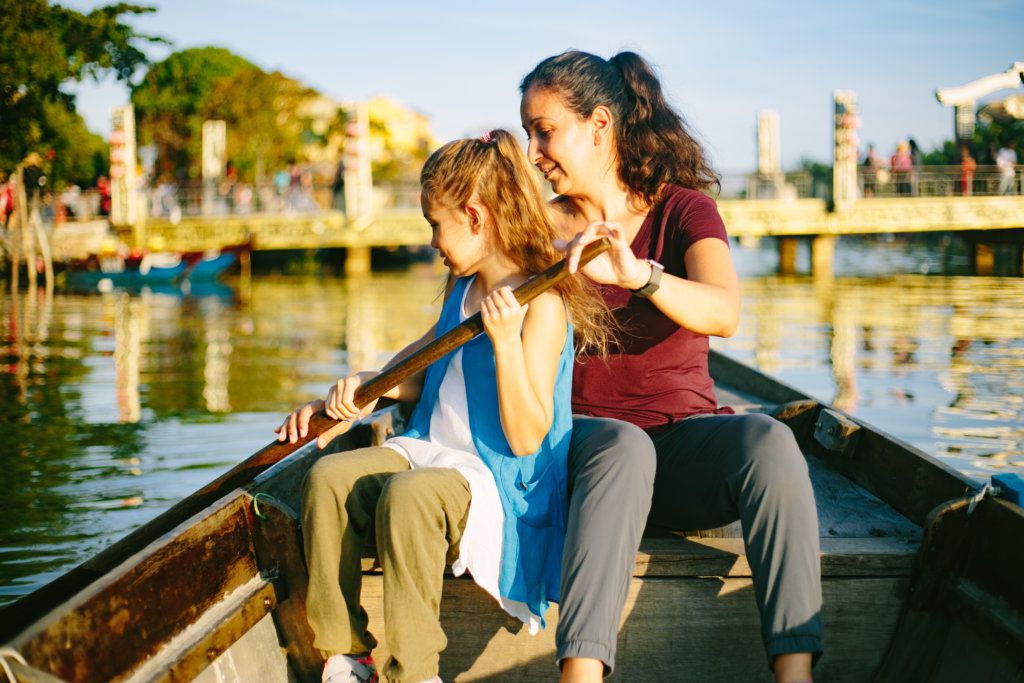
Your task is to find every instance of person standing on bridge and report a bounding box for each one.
[891,141,913,196]
[960,145,976,197]
[519,50,821,683]
[908,138,923,196]
[862,144,882,197]
[997,141,1018,195]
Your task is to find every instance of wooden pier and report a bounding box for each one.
[51,195,1024,276]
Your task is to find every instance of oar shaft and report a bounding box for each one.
[194,237,610,488]
[353,237,610,408]
[0,239,611,635]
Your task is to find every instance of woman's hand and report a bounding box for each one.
[555,221,650,289]
[481,286,528,346]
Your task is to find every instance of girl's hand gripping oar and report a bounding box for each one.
[278,237,612,452]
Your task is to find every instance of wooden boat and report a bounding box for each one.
[61,242,251,291]
[1,349,1021,682]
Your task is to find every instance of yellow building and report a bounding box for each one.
[297,93,439,184]
[366,95,440,183]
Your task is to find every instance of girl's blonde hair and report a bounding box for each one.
[421,129,613,356]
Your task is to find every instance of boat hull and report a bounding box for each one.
[2,352,1021,682]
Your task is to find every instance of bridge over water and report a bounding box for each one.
[121,193,1024,276]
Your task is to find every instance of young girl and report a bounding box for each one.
[276,129,611,683]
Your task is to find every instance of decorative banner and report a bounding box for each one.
[110,105,138,226]
[202,120,227,181]
[757,110,781,177]
[833,90,859,210]
[955,103,976,141]
[341,101,372,219]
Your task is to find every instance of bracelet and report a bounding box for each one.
[629,259,664,298]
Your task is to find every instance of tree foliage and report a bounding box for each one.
[132,48,324,181]
[131,47,255,177]
[923,116,1024,165]
[0,0,160,179]
[39,101,109,186]
[202,67,316,181]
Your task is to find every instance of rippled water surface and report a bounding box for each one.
[1,238,1021,604]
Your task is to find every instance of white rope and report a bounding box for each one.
[967,483,1001,515]
[0,647,26,683]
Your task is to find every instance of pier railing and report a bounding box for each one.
[857,165,1020,198]
[47,166,1024,226]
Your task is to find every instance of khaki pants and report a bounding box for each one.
[302,446,471,683]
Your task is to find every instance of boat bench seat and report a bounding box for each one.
[246,404,927,681]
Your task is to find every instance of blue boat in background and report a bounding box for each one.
[63,242,250,291]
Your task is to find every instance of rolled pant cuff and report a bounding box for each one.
[557,639,614,676]
[766,635,823,667]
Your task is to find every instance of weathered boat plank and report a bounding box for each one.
[250,495,322,682]
[876,496,1024,681]
[11,496,259,682]
[805,455,920,539]
[344,575,908,681]
[127,577,277,683]
[192,614,295,683]
[634,536,918,578]
[770,398,975,527]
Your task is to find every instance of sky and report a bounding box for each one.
[64,0,1024,172]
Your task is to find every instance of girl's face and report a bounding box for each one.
[520,86,603,197]
[422,195,487,276]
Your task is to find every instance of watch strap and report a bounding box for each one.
[631,259,664,298]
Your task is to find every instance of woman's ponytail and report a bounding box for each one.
[521,50,719,206]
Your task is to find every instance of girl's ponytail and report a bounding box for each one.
[521,50,719,206]
[420,129,614,356]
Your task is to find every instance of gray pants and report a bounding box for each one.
[556,414,822,673]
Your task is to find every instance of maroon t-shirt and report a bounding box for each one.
[572,185,734,431]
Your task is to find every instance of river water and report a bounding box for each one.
[1,236,1021,605]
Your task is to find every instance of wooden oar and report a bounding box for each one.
[0,238,610,637]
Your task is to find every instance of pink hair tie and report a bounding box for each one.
[480,131,493,143]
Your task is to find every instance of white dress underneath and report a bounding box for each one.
[382,279,541,633]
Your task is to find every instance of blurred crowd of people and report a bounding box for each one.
[1,158,344,232]
[859,138,925,197]
[144,160,325,219]
[860,138,1019,198]
[147,160,335,220]
[0,155,113,230]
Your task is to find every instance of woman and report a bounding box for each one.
[518,50,822,683]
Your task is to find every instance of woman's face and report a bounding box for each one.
[520,86,601,197]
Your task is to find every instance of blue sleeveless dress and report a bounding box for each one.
[400,275,573,625]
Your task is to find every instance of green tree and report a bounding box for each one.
[39,101,109,186]
[131,47,255,177]
[923,116,1024,165]
[0,0,159,176]
[202,67,316,182]
[798,158,833,200]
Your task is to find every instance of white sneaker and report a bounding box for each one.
[322,654,378,683]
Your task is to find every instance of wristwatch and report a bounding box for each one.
[630,259,664,298]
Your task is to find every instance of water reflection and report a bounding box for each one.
[0,266,444,602]
[0,243,1021,605]
[716,269,1024,480]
